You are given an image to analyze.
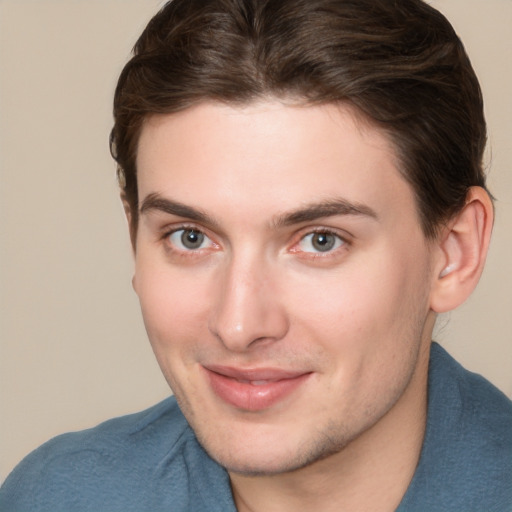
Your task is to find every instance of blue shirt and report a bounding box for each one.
[1,343,511,511]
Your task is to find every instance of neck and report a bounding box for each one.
[230,342,430,512]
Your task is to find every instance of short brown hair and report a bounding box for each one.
[110,0,488,241]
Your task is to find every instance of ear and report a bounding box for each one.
[430,187,494,313]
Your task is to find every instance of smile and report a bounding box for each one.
[203,365,312,412]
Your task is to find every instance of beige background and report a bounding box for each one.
[0,0,511,482]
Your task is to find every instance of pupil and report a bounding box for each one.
[181,230,204,249]
[312,233,335,252]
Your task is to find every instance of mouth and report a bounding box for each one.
[202,365,312,412]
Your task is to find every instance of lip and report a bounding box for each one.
[203,365,312,412]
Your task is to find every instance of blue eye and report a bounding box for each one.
[168,229,213,250]
[298,232,344,253]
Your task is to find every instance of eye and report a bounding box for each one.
[168,228,213,251]
[298,231,345,253]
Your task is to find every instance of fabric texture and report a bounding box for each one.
[1,343,511,511]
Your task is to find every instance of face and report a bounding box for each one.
[133,101,436,475]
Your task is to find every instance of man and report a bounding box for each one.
[1,0,511,510]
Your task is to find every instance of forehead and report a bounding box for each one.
[135,101,418,228]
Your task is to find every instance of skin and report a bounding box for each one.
[132,100,448,511]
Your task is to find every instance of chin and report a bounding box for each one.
[209,451,310,477]
[195,423,353,477]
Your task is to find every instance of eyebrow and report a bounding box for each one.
[139,193,378,228]
[140,193,219,227]
[273,198,378,227]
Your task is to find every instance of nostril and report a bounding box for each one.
[208,307,289,352]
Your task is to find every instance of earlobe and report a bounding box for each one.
[430,187,493,313]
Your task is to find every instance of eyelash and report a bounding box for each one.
[161,224,218,256]
[290,228,350,258]
[160,225,351,259]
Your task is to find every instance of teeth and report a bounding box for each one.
[236,379,269,386]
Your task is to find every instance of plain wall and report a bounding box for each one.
[0,0,511,481]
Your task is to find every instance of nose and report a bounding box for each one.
[208,254,289,352]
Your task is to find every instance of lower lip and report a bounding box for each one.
[204,369,311,412]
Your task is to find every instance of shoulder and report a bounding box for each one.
[400,343,512,512]
[2,397,189,480]
[430,342,512,440]
[0,397,234,512]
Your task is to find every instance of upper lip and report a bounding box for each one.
[204,365,310,382]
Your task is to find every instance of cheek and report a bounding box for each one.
[134,266,213,406]
[287,247,431,352]
[134,263,210,355]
